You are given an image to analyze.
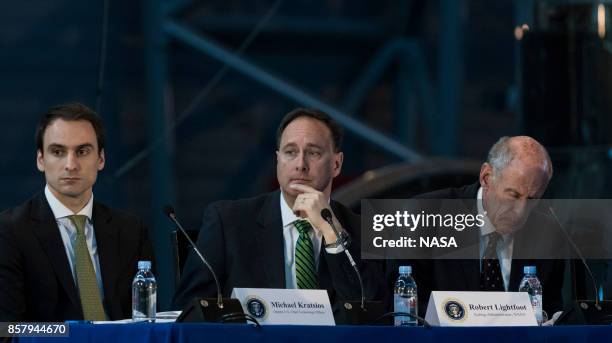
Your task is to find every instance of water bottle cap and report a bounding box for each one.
[524,265,536,274]
[399,265,412,275]
[138,261,152,270]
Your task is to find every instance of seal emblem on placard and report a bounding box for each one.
[443,298,467,321]
[245,296,268,320]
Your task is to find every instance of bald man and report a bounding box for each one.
[386,136,566,318]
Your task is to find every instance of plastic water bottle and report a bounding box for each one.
[132,261,157,322]
[394,265,418,326]
[518,265,543,325]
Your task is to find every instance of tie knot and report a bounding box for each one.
[294,220,312,236]
[69,215,88,235]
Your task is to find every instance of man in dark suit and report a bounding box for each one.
[173,108,380,310]
[387,136,566,319]
[0,103,154,321]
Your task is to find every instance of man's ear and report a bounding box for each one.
[97,149,106,171]
[36,150,45,172]
[332,152,343,178]
[480,162,493,189]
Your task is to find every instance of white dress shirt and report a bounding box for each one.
[280,191,343,289]
[477,187,514,291]
[44,185,104,298]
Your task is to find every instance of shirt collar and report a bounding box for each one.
[477,186,511,241]
[280,191,300,228]
[44,185,94,220]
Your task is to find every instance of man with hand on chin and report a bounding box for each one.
[173,108,380,310]
[289,183,347,250]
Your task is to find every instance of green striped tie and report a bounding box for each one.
[294,220,319,289]
[69,215,106,321]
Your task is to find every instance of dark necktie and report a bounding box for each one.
[69,215,106,321]
[480,232,504,291]
[294,220,319,289]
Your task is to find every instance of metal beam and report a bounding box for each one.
[164,0,194,15]
[143,0,176,311]
[342,39,400,113]
[395,43,414,146]
[181,14,387,38]
[435,0,463,156]
[399,41,436,145]
[342,38,436,148]
[165,20,423,162]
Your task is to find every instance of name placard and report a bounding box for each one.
[231,288,335,325]
[425,291,538,326]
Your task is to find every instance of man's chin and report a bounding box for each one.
[56,187,88,199]
[496,224,523,235]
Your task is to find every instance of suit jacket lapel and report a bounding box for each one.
[508,260,525,292]
[92,202,120,313]
[255,191,286,288]
[457,196,482,290]
[29,193,81,311]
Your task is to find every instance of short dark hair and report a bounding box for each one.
[276,108,344,152]
[35,102,105,153]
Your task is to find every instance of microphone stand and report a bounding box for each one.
[164,206,251,324]
[548,206,612,325]
[321,209,365,310]
[320,209,431,326]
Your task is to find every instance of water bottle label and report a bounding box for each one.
[132,275,157,322]
[393,295,417,326]
[531,294,543,324]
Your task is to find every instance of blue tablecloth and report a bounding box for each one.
[16,323,612,343]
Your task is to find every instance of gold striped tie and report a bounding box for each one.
[69,215,106,321]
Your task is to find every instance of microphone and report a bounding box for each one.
[164,205,224,308]
[547,206,600,309]
[320,208,365,309]
[546,204,612,325]
[320,208,430,326]
[163,205,247,323]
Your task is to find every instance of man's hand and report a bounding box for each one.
[290,184,342,244]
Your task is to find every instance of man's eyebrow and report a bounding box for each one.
[76,143,94,150]
[46,143,66,150]
[505,188,539,199]
[305,143,324,150]
[281,142,325,149]
[280,142,297,149]
[46,143,95,150]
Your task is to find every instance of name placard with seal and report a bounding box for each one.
[425,291,538,326]
[231,288,335,325]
